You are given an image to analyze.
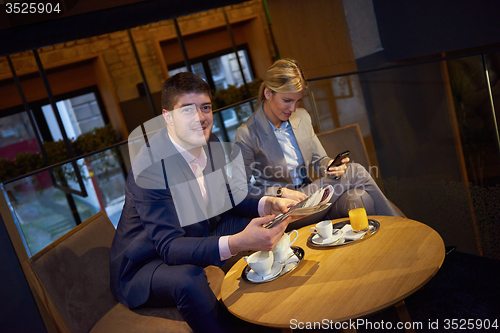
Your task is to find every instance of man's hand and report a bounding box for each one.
[264,196,298,216]
[228,215,291,254]
[280,188,308,201]
[326,157,350,178]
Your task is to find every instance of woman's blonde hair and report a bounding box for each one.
[259,58,308,103]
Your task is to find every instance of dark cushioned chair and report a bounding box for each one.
[316,123,371,171]
[23,211,225,333]
[316,123,405,217]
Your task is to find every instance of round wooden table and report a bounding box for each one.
[221,216,445,330]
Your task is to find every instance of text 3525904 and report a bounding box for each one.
[5,2,61,14]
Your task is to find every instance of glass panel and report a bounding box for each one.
[50,152,126,228]
[2,144,127,256]
[0,88,126,255]
[215,50,253,89]
[41,92,105,141]
[446,54,500,259]
[0,111,40,160]
[212,100,256,143]
[168,51,253,92]
[52,160,86,193]
[69,93,105,134]
[211,112,224,139]
[3,173,78,255]
[168,62,207,82]
[307,56,500,259]
[208,57,227,91]
[447,55,500,187]
[84,148,126,226]
[354,61,476,257]
[486,53,500,150]
[306,75,368,134]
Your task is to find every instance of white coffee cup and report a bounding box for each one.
[244,251,274,277]
[273,230,298,262]
[310,220,333,240]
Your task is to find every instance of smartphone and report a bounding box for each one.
[327,150,350,172]
[327,150,350,180]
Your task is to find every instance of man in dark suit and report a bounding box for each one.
[110,72,295,332]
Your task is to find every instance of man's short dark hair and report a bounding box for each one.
[161,72,212,110]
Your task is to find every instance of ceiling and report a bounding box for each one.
[0,0,248,57]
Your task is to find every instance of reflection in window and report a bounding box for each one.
[168,49,254,93]
[0,112,39,160]
[1,89,126,256]
[168,62,207,82]
[41,92,105,141]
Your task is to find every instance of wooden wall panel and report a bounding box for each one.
[0,59,95,110]
[245,15,273,79]
[266,0,357,79]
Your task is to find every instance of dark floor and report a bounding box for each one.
[228,251,500,332]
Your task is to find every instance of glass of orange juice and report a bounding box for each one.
[347,196,369,233]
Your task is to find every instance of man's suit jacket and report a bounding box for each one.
[110,127,258,308]
[232,104,331,196]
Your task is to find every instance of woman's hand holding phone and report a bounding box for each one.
[326,151,350,180]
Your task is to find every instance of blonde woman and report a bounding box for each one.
[231,59,400,227]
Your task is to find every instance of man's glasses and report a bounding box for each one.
[179,104,212,115]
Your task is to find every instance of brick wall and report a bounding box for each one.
[0,1,272,104]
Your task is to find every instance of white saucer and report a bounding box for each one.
[247,261,283,282]
[274,248,295,263]
[311,229,343,245]
[281,254,300,274]
[341,224,375,240]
